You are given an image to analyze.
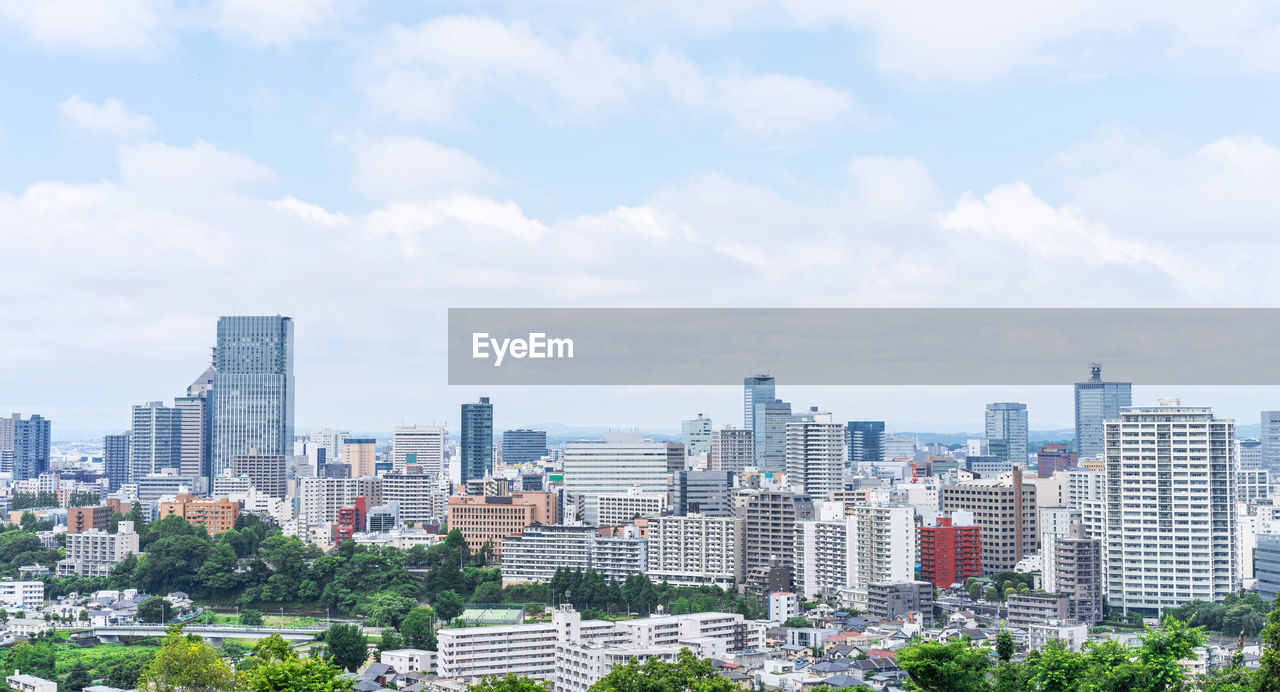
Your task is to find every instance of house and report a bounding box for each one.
[6,672,57,692]
[380,649,435,675]
[6,618,52,637]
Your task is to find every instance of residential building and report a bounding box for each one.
[555,643,680,692]
[57,521,139,577]
[768,591,799,622]
[230,453,288,498]
[447,492,558,556]
[343,438,377,478]
[210,315,294,477]
[1,413,51,480]
[131,401,181,482]
[709,427,753,472]
[563,435,669,525]
[918,514,981,588]
[0,581,44,610]
[436,606,620,680]
[1074,363,1132,460]
[785,413,846,497]
[461,397,494,484]
[1040,507,1083,592]
[380,472,444,526]
[501,429,547,466]
[1007,592,1071,628]
[596,487,667,526]
[298,476,382,525]
[500,525,596,584]
[739,490,814,587]
[795,502,916,609]
[158,494,240,535]
[647,515,745,587]
[5,673,55,692]
[1105,400,1239,615]
[1055,525,1103,624]
[589,536,648,582]
[985,403,1028,469]
[67,506,111,534]
[941,467,1037,575]
[674,470,733,517]
[380,649,436,675]
[103,432,130,492]
[866,581,933,624]
[847,421,886,471]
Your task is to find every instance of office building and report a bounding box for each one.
[1240,468,1271,504]
[681,414,713,457]
[882,435,917,462]
[343,438,377,478]
[502,429,547,466]
[1074,363,1132,460]
[175,365,214,481]
[847,421,886,470]
[1037,443,1076,477]
[1256,533,1280,601]
[56,521,139,577]
[918,514,981,588]
[985,402,1028,469]
[564,434,669,524]
[674,470,733,517]
[310,428,350,467]
[709,427,753,472]
[1240,438,1264,470]
[131,401,181,482]
[447,492,558,556]
[1264,412,1280,476]
[1105,400,1239,615]
[941,467,1037,575]
[137,470,197,502]
[103,432,131,492]
[785,413,846,497]
[744,375,775,466]
[230,453,288,498]
[596,487,667,526]
[866,581,933,624]
[461,397,494,484]
[647,515,745,587]
[393,425,447,474]
[1,413,51,481]
[210,315,294,477]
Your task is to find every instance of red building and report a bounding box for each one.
[918,517,981,588]
[332,497,368,543]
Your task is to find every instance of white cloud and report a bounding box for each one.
[210,0,353,48]
[337,133,498,201]
[361,15,862,137]
[58,96,157,140]
[0,0,172,58]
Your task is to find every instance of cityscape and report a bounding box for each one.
[0,315,1275,691]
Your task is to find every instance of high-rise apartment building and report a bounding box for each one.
[175,365,214,481]
[647,515,745,587]
[1055,524,1103,624]
[1074,363,1132,460]
[210,315,294,477]
[681,415,713,457]
[1105,399,1238,615]
[2,414,51,481]
[1040,506,1083,592]
[563,434,669,524]
[103,432,131,492]
[709,427,753,472]
[847,421,886,470]
[985,403,1028,469]
[461,397,493,484]
[344,438,377,477]
[918,514,981,588]
[502,429,547,466]
[794,502,916,609]
[131,402,181,483]
[738,490,814,585]
[230,453,288,498]
[941,467,1037,575]
[785,413,846,497]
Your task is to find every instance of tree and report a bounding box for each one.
[966,581,984,601]
[783,617,810,628]
[137,625,235,692]
[252,634,296,663]
[1030,639,1086,692]
[6,641,56,679]
[1257,594,1280,692]
[323,623,368,673]
[434,590,465,622]
[590,649,737,692]
[138,596,173,624]
[467,675,551,692]
[996,629,1014,663]
[473,581,504,605]
[400,607,436,650]
[364,592,417,628]
[240,608,264,626]
[897,637,992,692]
[1137,617,1206,692]
[240,652,353,692]
[104,651,155,689]
[376,629,404,656]
[61,661,93,692]
[220,640,250,668]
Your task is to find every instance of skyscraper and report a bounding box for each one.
[744,375,774,467]
[175,365,214,482]
[103,432,131,492]
[501,429,547,466]
[461,396,493,483]
[563,434,668,524]
[210,315,294,477]
[760,399,791,473]
[1262,411,1280,476]
[985,402,1028,469]
[1074,363,1132,460]
[1105,400,1238,615]
[1,413,50,480]
[681,414,713,457]
[785,413,846,497]
[393,425,447,474]
[847,421,885,470]
[131,402,181,483]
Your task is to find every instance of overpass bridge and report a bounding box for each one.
[93,623,330,646]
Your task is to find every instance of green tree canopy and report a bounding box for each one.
[137,625,235,692]
[588,648,737,692]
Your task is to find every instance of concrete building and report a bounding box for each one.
[131,401,180,482]
[555,642,680,692]
[674,470,734,517]
[682,414,713,457]
[1074,363,1132,461]
[67,506,111,534]
[57,521,139,577]
[795,502,917,609]
[563,435,669,525]
[866,581,933,624]
[158,494,240,535]
[210,315,294,478]
[230,453,287,498]
[380,649,436,675]
[785,413,846,497]
[298,476,382,525]
[1040,507,1083,592]
[1055,526,1103,624]
[647,515,745,587]
[447,492,558,557]
[918,514,981,588]
[709,426,754,473]
[500,525,595,584]
[0,581,44,610]
[343,438,377,478]
[882,435,917,462]
[941,467,1037,575]
[596,487,667,526]
[393,425,447,474]
[174,369,212,482]
[382,472,447,526]
[1007,592,1071,628]
[1104,400,1239,615]
[590,536,648,583]
[738,490,813,589]
[136,470,197,502]
[5,673,55,692]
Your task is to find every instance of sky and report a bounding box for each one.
[4,1,1280,439]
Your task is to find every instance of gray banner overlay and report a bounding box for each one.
[448,308,1280,385]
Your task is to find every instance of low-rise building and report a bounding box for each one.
[380,649,435,675]
[555,643,680,692]
[0,580,44,610]
[56,521,140,578]
[1007,592,1071,629]
[158,494,240,535]
[866,581,933,624]
[6,673,56,692]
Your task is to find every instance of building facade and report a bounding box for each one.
[210,315,294,477]
[1074,363,1132,460]
[461,397,494,484]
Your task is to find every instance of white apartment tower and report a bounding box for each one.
[392,425,447,474]
[785,414,846,497]
[794,502,916,609]
[1104,400,1238,615]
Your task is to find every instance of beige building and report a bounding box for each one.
[344,438,378,478]
[447,492,558,557]
[941,466,1037,575]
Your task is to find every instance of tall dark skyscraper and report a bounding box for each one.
[461,396,494,483]
[104,432,131,491]
[744,375,774,466]
[1074,363,1132,460]
[847,421,886,468]
[210,316,295,478]
[2,413,50,481]
[502,429,547,465]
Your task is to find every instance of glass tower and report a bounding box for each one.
[210,315,295,478]
[1074,362,1132,460]
[461,396,494,483]
[985,402,1028,469]
[744,375,775,466]
[847,421,886,468]
[501,429,547,466]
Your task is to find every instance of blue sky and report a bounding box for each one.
[4,1,1280,438]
